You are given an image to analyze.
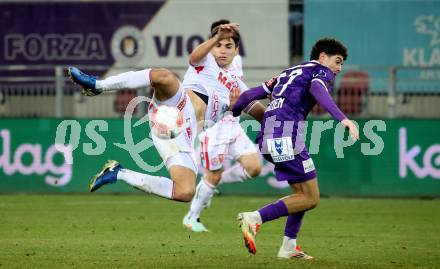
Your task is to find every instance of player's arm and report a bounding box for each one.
[190,23,239,65]
[232,75,266,122]
[232,85,270,117]
[244,101,266,123]
[232,75,277,118]
[309,80,359,140]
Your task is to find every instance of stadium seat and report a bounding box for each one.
[337,71,369,115]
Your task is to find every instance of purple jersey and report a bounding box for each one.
[258,60,335,143]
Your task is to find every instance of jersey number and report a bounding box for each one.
[274,68,303,96]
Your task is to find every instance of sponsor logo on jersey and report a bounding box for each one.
[195,66,204,74]
[302,158,315,173]
[217,71,239,92]
[185,118,192,141]
[267,137,295,163]
[313,69,327,78]
[211,94,219,119]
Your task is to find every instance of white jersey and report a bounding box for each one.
[149,55,251,173]
[222,55,244,124]
[182,53,248,125]
[230,54,244,79]
[195,55,258,171]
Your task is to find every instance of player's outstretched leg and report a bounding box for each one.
[68,67,179,101]
[68,67,101,96]
[88,159,194,201]
[237,212,262,254]
[89,160,122,192]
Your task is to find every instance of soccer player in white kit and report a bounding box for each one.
[182,19,263,232]
[67,23,264,208]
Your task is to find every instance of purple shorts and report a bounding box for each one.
[258,136,317,184]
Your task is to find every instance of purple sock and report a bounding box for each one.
[258,200,289,223]
[284,211,305,239]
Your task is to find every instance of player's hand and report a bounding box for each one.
[229,87,240,110]
[226,23,240,33]
[341,119,359,141]
[216,23,240,40]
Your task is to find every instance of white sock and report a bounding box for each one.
[219,164,251,184]
[281,236,297,250]
[188,179,216,220]
[117,168,173,199]
[95,69,151,91]
[249,211,263,224]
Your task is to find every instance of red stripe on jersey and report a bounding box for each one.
[195,66,204,74]
[204,136,210,170]
[176,94,186,111]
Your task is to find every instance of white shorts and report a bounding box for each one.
[149,85,198,173]
[199,116,257,171]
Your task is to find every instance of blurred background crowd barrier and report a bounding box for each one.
[1,64,439,118]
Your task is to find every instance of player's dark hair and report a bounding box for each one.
[211,19,230,32]
[210,19,240,47]
[310,38,348,61]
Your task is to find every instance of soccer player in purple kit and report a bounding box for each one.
[232,38,359,259]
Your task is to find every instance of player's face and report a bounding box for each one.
[211,38,238,68]
[319,53,344,75]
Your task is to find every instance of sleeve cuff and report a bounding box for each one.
[261,83,271,94]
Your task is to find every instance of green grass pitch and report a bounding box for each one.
[0,195,439,269]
